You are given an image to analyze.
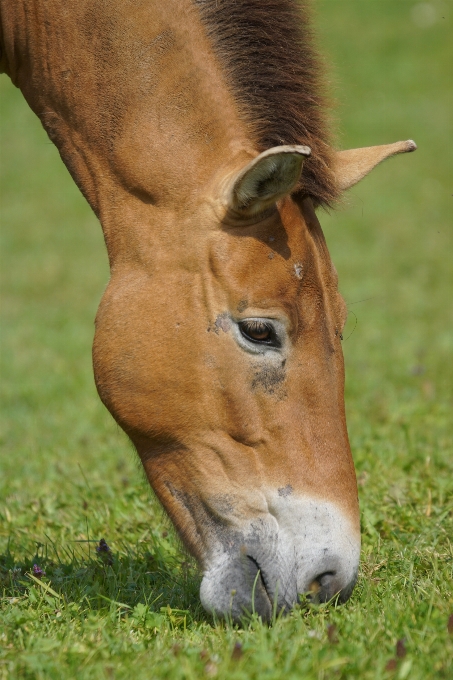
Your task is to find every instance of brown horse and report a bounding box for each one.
[0,0,415,621]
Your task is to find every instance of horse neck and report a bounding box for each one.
[1,0,252,260]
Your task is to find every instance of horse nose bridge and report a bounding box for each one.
[265,490,361,555]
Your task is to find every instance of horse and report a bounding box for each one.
[0,0,416,621]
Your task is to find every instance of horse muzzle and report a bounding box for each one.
[199,495,360,622]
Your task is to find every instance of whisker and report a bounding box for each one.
[345,310,357,340]
[347,296,376,307]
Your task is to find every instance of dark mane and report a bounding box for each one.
[195,0,339,207]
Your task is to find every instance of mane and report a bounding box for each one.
[194,0,339,207]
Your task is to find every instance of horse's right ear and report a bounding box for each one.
[334,140,417,191]
[224,145,311,218]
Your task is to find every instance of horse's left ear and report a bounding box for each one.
[334,140,417,191]
[225,145,311,217]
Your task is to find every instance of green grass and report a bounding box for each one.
[1,1,452,678]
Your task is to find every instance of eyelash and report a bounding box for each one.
[238,319,281,347]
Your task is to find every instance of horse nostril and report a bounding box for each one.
[308,571,337,601]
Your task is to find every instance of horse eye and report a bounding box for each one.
[239,320,279,346]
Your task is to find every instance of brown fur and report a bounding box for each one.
[195,0,338,207]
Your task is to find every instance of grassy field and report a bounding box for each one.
[1,1,452,678]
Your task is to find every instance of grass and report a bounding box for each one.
[1,1,452,678]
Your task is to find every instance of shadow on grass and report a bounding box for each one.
[0,537,208,623]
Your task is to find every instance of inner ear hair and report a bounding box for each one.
[227,145,311,217]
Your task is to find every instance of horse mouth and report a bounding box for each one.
[246,554,274,615]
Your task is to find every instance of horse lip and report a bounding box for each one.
[199,549,275,622]
[246,554,273,612]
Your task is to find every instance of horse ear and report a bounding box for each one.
[334,140,417,191]
[225,145,311,217]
